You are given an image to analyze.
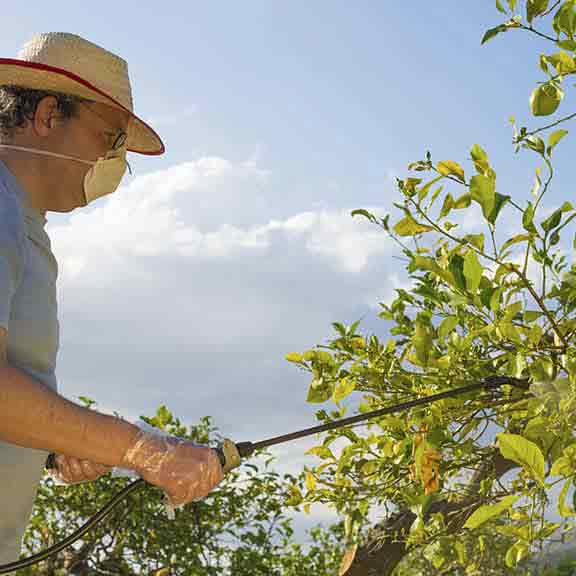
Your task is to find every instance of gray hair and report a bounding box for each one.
[0,86,84,143]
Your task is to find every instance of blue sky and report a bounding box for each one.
[2,0,572,541]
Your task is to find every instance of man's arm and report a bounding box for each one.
[0,328,224,506]
[0,326,140,467]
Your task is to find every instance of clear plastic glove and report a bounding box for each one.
[121,428,224,509]
[48,454,111,485]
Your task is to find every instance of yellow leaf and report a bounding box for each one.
[558,479,573,518]
[394,216,435,237]
[437,160,465,182]
[333,378,356,403]
[305,470,316,491]
[338,543,358,575]
[464,495,520,529]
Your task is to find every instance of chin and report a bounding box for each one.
[48,200,86,213]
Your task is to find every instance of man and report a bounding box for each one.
[0,33,223,564]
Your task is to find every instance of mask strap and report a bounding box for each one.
[0,145,95,166]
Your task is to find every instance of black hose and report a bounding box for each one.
[0,479,145,574]
[0,375,527,573]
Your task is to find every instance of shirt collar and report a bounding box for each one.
[0,158,47,227]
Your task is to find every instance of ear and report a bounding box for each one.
[33,96,61,137]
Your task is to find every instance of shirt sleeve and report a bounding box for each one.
[0,193,25,330]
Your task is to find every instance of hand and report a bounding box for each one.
[49,454,111,485]
[122,433,224,508]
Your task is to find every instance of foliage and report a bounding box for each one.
[19,403,344,575]
[285,1,576,571]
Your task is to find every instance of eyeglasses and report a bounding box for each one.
[78,100,128,152]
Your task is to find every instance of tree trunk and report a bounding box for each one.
[344,452,517,576]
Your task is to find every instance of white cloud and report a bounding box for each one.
[265,209,391,273]
[49,158,393,284]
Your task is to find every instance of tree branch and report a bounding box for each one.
[343,452,518,576]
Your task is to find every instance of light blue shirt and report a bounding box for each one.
[0,159,59,393]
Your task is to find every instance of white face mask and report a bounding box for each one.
[0,144,130,204]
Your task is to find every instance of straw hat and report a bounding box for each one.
[0,32,164,155]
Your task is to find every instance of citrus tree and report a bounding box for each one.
[19,404,344,575]
[285,2,576,574]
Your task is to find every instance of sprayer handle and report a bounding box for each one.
[214,440,255,474]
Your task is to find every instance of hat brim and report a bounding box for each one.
[0,58,165,156]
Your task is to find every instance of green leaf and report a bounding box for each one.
[402,177,423,197]
[504,300,523,321]
[440,194,454,219]
[156,405,173,427]
[438,316,459,339]
[511,352,527,379]
[470,174,496,219]
[553,3,576,38]
[530,82,563,117]
[417,176,443,202]
[547,129,569,156]
[496,0,507,13]
[523,201,537,233]
[524,135,546,155]
[463,250,483,292]
[530,357,556,382]
[454,193,472,209]
[558,39,576,51]
[526,0,549,24]
[541,208,562,232]
[286,484,303,506]
[547,51,576,74]
[394,216,435,237]
[499,321,522,343]
[464,495,520,529]
[488,193,510,224]
[77,395,97,408]
[437,160,465,182]
[285,352,303,363]
[481,24,508,44]
[449,254,467,291]
[351,209,377,223]
[428,186,444,210]
[505,541,529,568]
[307,381,332,403]
[333,378,355,403]
[306,445,335,460]
[470,144,491,175]
[523,310,543,322]
[501,234,532,252]
[305,469,317,491]
[558,479,573,517]
[497,433,545,485]
[412,255,457,287]
[413,321,433,364]
[550,451,574,476]
[464,233,485,251]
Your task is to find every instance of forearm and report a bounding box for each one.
[0,364,140,468]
